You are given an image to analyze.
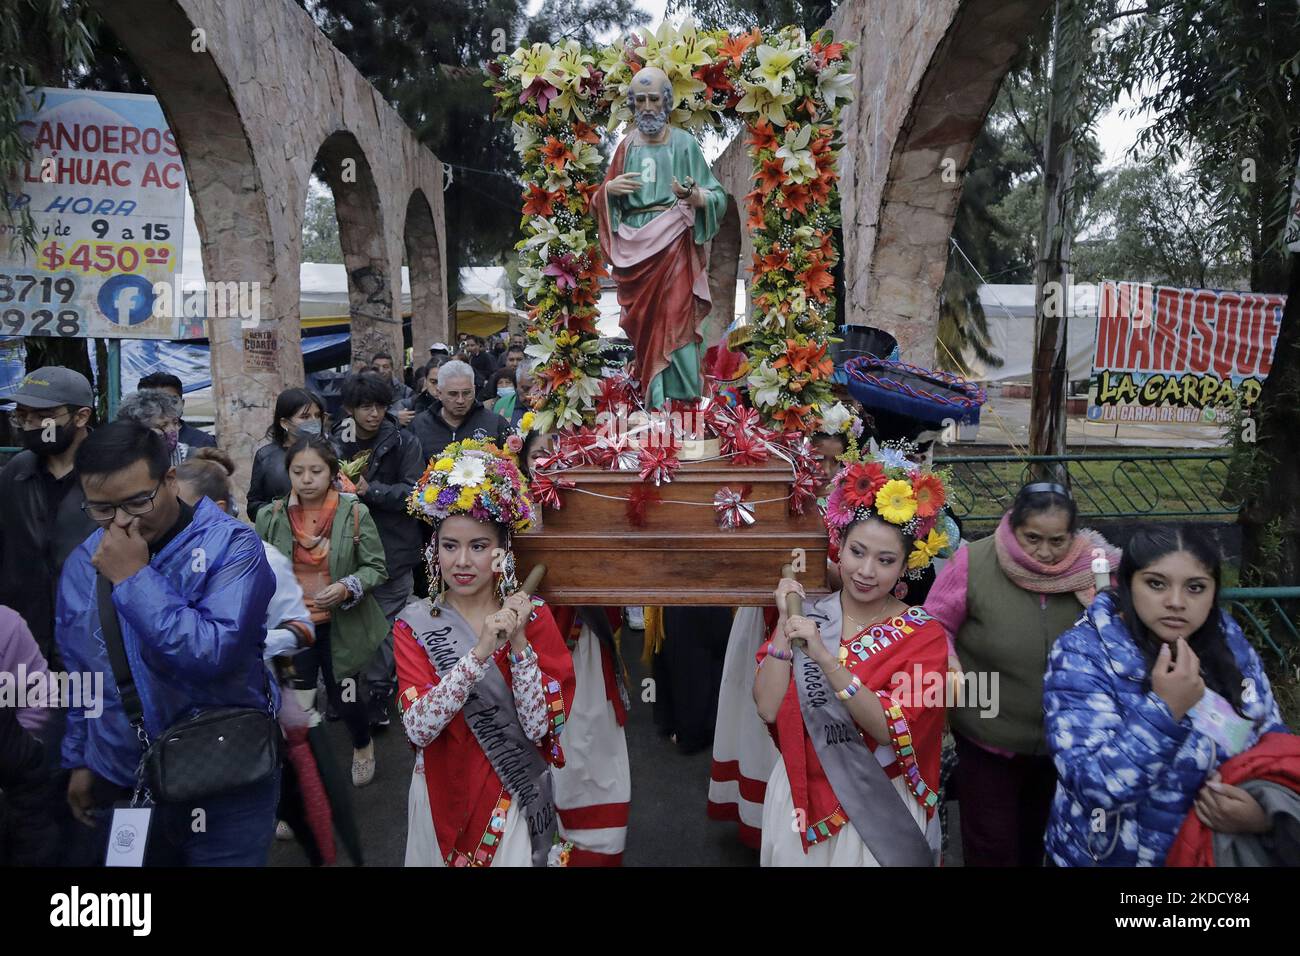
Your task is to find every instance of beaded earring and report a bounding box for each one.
[427,541,446,615]
[893,579,909,601]
[496,533,519,604]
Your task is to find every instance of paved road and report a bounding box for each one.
[271,625,757,867]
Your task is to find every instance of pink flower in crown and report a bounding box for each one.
[823,485,853,535]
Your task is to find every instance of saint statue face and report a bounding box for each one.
[628,66,673,138]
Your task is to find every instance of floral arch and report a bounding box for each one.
[486,19,856,435]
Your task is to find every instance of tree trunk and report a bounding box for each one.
[1238,252,1300,592]
[1029,0,1078,483]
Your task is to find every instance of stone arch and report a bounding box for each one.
[852,0,1052,362]
[704,193,743,349]
[403,188,445,357]
[87,0,286,493]
[313,131,394,366]
[86,0,448,505]
[709,0,1052,365]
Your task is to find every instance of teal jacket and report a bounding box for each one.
[255,493,389,678]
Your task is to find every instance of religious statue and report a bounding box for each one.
[593,66,729,410]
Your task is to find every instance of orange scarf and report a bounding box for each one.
[289,488,338,568]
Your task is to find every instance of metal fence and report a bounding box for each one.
[935,452,1235,524]
[1219,587,1300,664]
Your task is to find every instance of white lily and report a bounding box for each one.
[634,19,681,64]
[522,216,561,260]
[551,88,588,122]
[556,402,587,429]
[788,286,808,314]
[735,80,796,126]
[526,331,559,363]
[509,43,558,89]
[751,44,803,96]
[567,371,603,405]
[817,62,856,111]
[543,165,573,192]
[517,264,547,301]
[532,409,557,436]
[571,141,603,170]
[747,361,783,408]
[550,40,593,90]
[775,124,816,183]
[558,228,589,253]
[512,121,539,156]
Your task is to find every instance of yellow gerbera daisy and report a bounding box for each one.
[874,479,917,525]
[434,458,454,472]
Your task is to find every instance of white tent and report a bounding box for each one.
[965,283,1099,384]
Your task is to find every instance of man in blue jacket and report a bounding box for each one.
[57,421,278,866]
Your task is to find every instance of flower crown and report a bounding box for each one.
[407,438,536,534]
[823,439,959,578]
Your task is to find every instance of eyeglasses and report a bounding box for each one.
[9,407,72,428]
[81,479,165,521]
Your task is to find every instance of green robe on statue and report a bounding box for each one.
[600,127,729,408]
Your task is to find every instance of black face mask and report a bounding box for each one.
[21,422,77,457]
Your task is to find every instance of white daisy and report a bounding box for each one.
[448,457,487,487]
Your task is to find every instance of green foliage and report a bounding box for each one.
[301,181,344,264]
[665,0,835,35]
[0,0,98,258]
[1107,1,1300,294]
[1074,163,1253,288]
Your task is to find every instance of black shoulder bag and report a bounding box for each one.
[97,574,280,805]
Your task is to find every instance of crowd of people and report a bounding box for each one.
[0,331,1296,868]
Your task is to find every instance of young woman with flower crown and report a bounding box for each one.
[753,443,957,866]
[394,438,575,867]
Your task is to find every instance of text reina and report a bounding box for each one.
[49,887,152,937]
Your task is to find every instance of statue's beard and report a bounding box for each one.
[634,107,669,136]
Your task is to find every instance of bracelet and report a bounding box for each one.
[835,675,863,701]
[508,644,537,666]
[766,642,794,662]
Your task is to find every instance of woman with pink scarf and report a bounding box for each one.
[924,482,1119,866]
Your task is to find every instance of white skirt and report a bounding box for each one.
[552,624,631,860]
[708,607,779,842]
[759,757,937,867]
[404,753,536,867]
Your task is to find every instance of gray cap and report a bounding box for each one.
[13,366,94,409]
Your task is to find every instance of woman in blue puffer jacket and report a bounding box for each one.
[1044,524,1290,866]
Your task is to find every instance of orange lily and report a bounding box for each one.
[575,179,602,212]
[522,184,556,218]
[753,247,790,276]
[779,183,813,218]
[572,121,601,144]
[770,404,814,432]
[773,339,834,380]
[797,261,835,304]
[747,118,779,154]
[540,137,574,170]
[754,156,785,196]
[719,28,761,65]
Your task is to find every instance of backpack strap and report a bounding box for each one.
[352,501,361,547]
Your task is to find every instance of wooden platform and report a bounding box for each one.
[514,457,829,605]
